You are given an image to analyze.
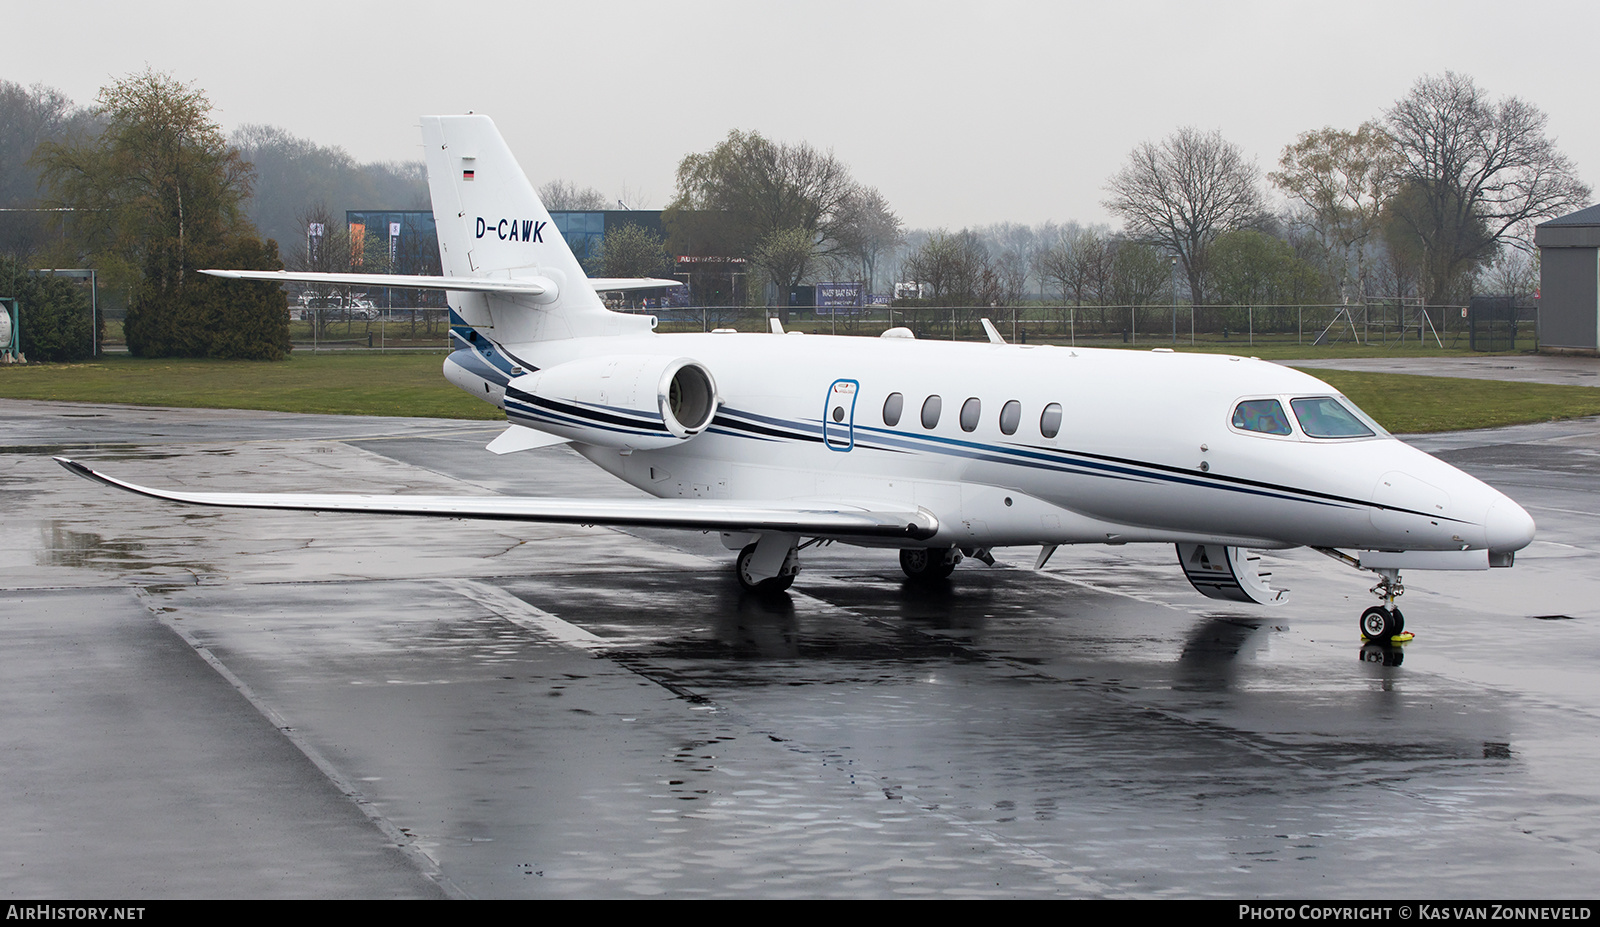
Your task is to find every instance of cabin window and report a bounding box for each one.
[1040,402,1063,439]
[921,395,942,429]
[999,400,1021,435]
[960,397,981,432]
[1232,398,1292,436]
[883,392,904,426]
[1291,396,1375,438]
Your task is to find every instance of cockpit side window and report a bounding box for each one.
[1291,396,1376,438]
[1231,398,1292,436]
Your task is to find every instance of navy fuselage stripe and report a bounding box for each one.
[508,405,667,439]
[701,406,1440,519]
[506,390,670,433]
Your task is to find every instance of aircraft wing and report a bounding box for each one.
[55,458,938,540]
[200,269,552,297]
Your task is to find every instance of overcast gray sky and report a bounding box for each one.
[10,0,1597,230]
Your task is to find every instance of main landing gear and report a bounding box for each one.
[897,547,992,583]
[899,547,960,582]
[736,541,799,593]
[734,539,991,593]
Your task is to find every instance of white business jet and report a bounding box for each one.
[57,115,1536,643]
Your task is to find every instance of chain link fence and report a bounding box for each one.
[643,300,1535,351]
[88,300,1539,354]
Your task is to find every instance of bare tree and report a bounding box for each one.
[287,201,350,339]
[993,246,1029,306]
[1031,232,1073,305]
[232,124,426,252]
[1384,72,1589,304]
[1106,238,1171,309]
[1480,249,1537,301]
[902,229,1001,325]
[538,180,610,210]
[832,186,902,292]
[1104,127,1266,305]
[1,81,99,259]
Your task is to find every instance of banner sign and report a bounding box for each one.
[816,282,863,316]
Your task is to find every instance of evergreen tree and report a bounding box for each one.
[35,69,288,359]
[0,257,96,361]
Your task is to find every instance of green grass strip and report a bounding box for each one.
[0,353,500,420]
[1297,368,1600,433]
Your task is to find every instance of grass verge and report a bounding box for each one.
[1293,368,1600,433]
[0,353,499,420]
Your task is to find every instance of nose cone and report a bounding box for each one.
[1486,498,1536,553]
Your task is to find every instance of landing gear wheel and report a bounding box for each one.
[1360,606,1399,641]
[900,547,957,582]
[737,543,795,593]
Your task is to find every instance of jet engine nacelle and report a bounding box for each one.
[504,355,720,450]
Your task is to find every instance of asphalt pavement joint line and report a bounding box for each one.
[440,577,614,651]
[134,585,471,899]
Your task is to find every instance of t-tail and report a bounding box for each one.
[421,115,653,344]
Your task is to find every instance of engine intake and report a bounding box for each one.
[505,355,719,450]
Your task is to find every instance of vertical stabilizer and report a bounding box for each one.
[421,115,647,342]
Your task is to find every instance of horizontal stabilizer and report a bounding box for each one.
[200,269,552,297]
[56,457,939,540]
[586,277,685,293]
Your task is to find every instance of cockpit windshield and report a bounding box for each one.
[1231,399,1292,436]
[1290,396,1378,438]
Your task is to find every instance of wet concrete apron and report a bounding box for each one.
[3,400,1597,898]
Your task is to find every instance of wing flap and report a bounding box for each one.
[56,458,938,540]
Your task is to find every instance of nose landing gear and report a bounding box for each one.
[1360,568,1413,642]
[1312,551,1419,644]
[1360,605,1404,640]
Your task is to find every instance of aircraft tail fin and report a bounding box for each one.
[420,115,650,343]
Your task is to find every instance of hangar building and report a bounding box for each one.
[1535,204,1600,354]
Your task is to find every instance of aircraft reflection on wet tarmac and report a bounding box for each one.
[3,398,1600,898]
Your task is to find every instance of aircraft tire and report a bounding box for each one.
[1360,606,1398,641]
[900,547,957,582]
[737,543,795,593]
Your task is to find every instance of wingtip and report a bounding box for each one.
[54,456,95,479]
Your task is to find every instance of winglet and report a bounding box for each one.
[981,318,1006,344]
[55,456,96,481]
